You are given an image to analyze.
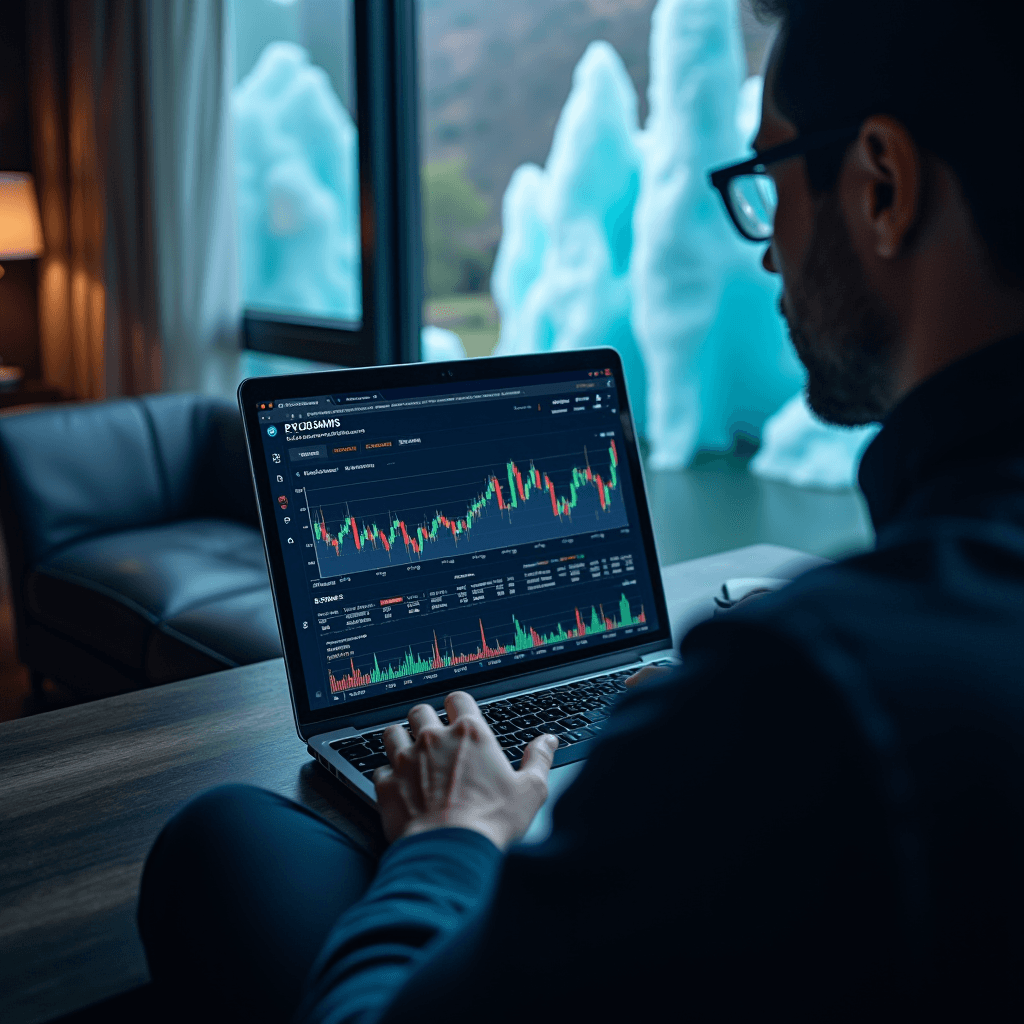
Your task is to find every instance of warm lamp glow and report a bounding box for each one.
[0,173,44,260]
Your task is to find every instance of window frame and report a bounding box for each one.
[240,0,423,366]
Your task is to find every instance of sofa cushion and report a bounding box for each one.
[25,519,281,684]
[0,395,256,574]
[147,589,282,686]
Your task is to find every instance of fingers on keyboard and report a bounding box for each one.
[330,668,635,771]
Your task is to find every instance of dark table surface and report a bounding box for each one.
[0,545,822,1024]
[0,661,385,1024]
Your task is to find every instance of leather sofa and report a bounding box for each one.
[0,395,281,702]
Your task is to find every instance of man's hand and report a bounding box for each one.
[624,665,673,689]
[373,691,559,851]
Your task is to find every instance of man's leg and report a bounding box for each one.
[137,784,377,1023]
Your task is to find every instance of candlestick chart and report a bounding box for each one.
[328,591,645,692]
[310,440,627,575]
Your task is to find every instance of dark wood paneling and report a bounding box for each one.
[0,659,384,1024]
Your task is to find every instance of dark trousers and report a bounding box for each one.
[137,785,377,1023]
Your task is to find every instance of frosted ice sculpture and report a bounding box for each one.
[749,392,880,490]
[421,324,467,362]
[630,0,746,466]
[492,41,648,436]
[490,164,547,358]
[490,0,875,489]
[231,42,361,321]
[736,74,764,144]
[630,0,805,467]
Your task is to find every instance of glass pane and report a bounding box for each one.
[728,173,776,238]
[417,2,660,359]
[416,2,776,363]
[227,0,361,325]
[415,1,873,561]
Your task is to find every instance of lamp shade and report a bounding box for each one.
[0,173,44,259]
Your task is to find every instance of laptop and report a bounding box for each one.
[238,348,675,806]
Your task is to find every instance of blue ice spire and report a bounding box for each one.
[492,41,648,435]
[231,42,360,321]
[631,0,800,467]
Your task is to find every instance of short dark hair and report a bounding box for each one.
[751,0,1024,282]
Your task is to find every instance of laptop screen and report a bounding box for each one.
[251,361,664,715]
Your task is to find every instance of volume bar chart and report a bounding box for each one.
[328,592,646,693]
[310,442,626,575]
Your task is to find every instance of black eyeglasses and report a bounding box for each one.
[708,124,862,241]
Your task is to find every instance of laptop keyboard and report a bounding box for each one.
[328,661,673,780]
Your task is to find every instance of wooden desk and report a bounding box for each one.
[0,545,823,1024]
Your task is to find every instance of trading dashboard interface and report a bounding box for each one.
[255,367,662,712]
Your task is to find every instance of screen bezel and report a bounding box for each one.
[238,349,672,738]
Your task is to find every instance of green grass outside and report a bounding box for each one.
[424,293,500,358]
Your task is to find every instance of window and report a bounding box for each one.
[230,0,361,324]
[417,2,774,359]
[228,0,421,367]
[416,1,874,563]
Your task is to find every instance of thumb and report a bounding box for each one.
[625,665,672,688]
[519,732,558,779]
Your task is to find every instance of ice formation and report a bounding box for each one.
[231,42,361,321]
[226,4,878,490]
[736,73,764,145]
[749,392,880,489]
[489,165,547,356]
[632,0,744,466]
[489,1,803,468]
[490,0,877,489]
[491,41,648,436]
[420,324,466,362]
[631,0,806,467]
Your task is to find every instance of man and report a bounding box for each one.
[138,1,1024,1019]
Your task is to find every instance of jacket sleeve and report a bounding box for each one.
[291,826,502,1024]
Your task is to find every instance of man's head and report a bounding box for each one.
[749,0,1024,425]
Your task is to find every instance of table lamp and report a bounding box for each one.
[0,172,45,391]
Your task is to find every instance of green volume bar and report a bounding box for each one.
[329,587,646,693]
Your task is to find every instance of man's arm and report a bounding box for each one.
[289,826,502,1024]
[295,634,900,1023]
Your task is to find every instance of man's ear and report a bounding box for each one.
[849,115,921,260]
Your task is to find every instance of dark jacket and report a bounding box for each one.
[295,334,1024,1023]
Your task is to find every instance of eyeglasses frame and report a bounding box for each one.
[708,124,863,241]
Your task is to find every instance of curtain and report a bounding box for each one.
[145,0,242,393]
[28,0,240,399]
[29,1,160,398]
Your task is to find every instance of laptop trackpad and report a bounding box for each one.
[519,761,585,845]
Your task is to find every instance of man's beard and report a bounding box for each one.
[781,195,899,426]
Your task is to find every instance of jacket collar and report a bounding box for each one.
[858,332,1024,532]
